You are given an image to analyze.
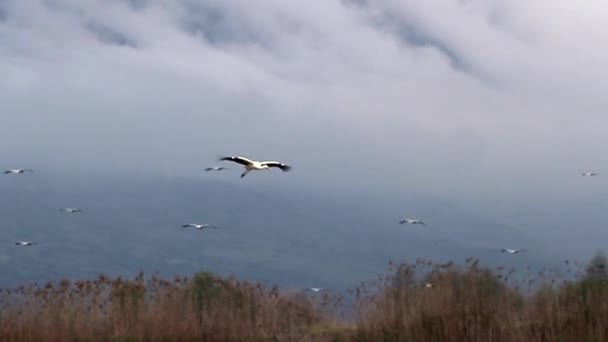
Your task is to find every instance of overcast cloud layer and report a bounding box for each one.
[1,0,608,199]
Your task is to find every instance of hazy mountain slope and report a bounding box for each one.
[0,174,551,288]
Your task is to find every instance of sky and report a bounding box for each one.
[1,0,608,201]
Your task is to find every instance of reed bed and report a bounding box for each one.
[2,255,608,341]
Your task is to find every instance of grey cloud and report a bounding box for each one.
[370,11,468,71]
[347,0,467,70]
[85,20,136,47]
[0,0,608,203]
[125,0,148,11]
[178,2,259,46]
[0,6,6,23]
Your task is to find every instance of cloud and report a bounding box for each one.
[85,20,137,47]
[0,0,607,199]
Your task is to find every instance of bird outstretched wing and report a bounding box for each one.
[260,161,292,172]
[198,224,218,229]
[219,156,255,166]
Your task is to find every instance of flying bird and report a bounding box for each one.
[181,224,218,230]
[15,241,36,246]
[205,167,229,172]
[399,219,426,226]
[307,287,323,293]
[219,156,292,178]
[4,169,33,175]
[582,172,598,176]
[423,282,435,288]
[60,208,84,214]
[501,249,526,254]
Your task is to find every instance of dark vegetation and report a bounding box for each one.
[2,253,608,341]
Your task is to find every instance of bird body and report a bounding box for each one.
[307,287,323,292]
[582,172,598,176]
[60,208,84,214]
[219,156,291,178]
[4,169,33,175]
[205,167,229,172]
[15,241,35,246]
[181,224,218,230]
[399,219,426,226]
[501,249,526,254]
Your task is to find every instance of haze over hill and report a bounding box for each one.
[0,172,554,288]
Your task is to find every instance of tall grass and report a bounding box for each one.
[352,256,608,341]
[2,255,608,341]
[0,271,342,341]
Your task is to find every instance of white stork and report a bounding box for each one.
[399,219,426,226]
[501,248,526,254]
[60,208,84,214]
[582,172,598,176]
[4,169,33,175]
[15,241,36,246]
[219,156,292,178]
[205,167,229,172]
[181,224,218,230]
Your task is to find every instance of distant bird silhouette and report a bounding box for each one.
[15,241,36,246]
[307,287,323,293]
[4,169,33,175]
[60,208,84,214]
[205,167,229,172]
[423,282,435,288]
[582,172,598,176]
[399,219,426,226]
[219,156,292,178]
[181,224,218,230]
[501,249,526,254]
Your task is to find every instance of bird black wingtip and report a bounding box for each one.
[217,155,235,162]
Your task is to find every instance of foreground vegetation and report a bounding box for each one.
[1,254,608,341]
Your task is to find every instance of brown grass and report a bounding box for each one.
[2,256,608,341]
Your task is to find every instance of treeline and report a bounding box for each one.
[1,254,608,341]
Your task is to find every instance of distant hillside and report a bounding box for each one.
[0,173,551,288]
